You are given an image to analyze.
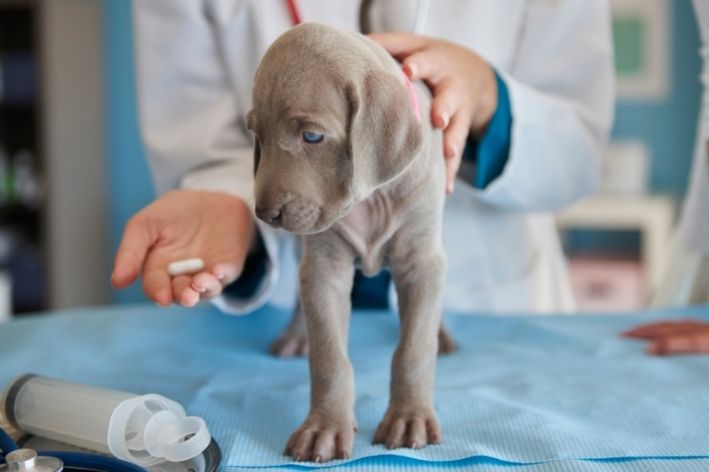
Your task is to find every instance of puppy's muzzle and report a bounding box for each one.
[255,194,321,233]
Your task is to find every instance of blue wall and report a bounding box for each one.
[103,0,154,304]
[612,0,702,200]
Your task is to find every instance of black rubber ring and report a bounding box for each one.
[3,374,37,428]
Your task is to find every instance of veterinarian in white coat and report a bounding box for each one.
[112,0,614,314]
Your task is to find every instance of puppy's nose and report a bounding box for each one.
[255,205,282,225]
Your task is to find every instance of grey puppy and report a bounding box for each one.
[247,22,450,462]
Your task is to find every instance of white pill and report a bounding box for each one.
[167,258,205,276]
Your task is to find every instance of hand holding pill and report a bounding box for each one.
[111,190,255,307]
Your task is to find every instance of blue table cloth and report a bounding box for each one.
[1,304,709,471]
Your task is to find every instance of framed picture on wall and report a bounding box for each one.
[612,0,670,100]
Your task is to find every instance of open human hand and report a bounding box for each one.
[111,190,255,307]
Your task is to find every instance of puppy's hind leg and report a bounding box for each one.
[270,301,309,357]
[438,322,457,355]
[270,236,310,358]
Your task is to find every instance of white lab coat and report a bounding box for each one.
[132,0,614,315]
[653,0,709,306]
[682,0,709,254]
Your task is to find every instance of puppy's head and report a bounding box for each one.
[247,22,423,234]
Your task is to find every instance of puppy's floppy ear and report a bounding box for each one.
[347,70,424,199]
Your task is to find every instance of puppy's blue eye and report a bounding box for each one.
[302,132,324,143]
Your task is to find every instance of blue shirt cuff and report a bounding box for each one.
[222,234,268,300]
[462,71,512,189]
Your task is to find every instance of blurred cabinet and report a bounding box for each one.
[0,0,45,314]
[0,0,108,316]
[556,195,676,312]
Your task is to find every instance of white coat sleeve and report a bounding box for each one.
[470,0,614,211]
[680,0,709,253]
[132,0,284,314]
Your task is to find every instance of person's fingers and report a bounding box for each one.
[142,266,173,306]
[111,215,157,289]
[622,320,706,339]
[191,272,224,299]
[368,32,428,58]
[430,80,463,129]
[442,110,472,193]
[172,275,200,307]
[647,331,709,355]
[441,88,473,160]
[401,50,444,83]
[444,156,461,194]
[210,262,242,286]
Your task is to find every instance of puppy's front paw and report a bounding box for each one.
[373,406,442,450]
[285,414,357,462]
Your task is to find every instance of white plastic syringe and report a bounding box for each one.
[1,374,211,467]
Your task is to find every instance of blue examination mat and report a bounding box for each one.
[2,303,709,471]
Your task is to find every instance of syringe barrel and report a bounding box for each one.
[2,374,134,453]
[2,374,211,466]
